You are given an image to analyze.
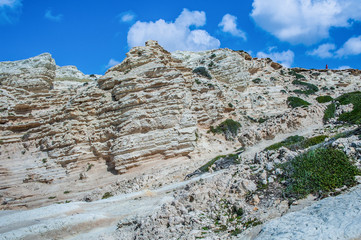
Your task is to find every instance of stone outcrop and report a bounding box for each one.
[0,53,56,92]
[1,40,361,210]
[56,65,100,81]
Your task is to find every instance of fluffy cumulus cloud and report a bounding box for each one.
[118,11,136,23]
[0,0,22,24]
[127,9,220,52]
[44,10,63,22]
[251,0,361,45]
[257,48,295,67]
[336,36,361,57]
[218,14,247,40]
[307,43,336,58]
[106,58,121,68]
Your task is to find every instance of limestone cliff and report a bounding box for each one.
[0,40,360,209]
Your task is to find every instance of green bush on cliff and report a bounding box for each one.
[287,97,311,108]
[280,148,360,199]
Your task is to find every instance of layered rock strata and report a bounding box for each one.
[1,40,360,209]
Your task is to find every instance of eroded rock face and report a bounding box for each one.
[56,65,100,81]
[1,40,361,209]
[0,53,56,92]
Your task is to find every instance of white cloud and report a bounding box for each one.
[257,48,295,67]
[106,58,121,68]
[127,8,220,52]
[0,0,21,24]
[251,0,361,45]
[118,11,136,23]
[337,65,351,70]
[336,35,361,57]
[218,14,246,40]
[44,10,63,22]
[0,0,18,7]
[307,43,336,58]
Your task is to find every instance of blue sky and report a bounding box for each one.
[1,0,361,74]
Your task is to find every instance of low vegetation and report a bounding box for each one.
[316,95,333,103]
[288,70,305,79]
[199,154,240,173]
[265,135,305,151]
[102,192,113,199]
[266,135,328,151]
[280,148,360,199]
[288,135,328,150]
[292,80,319,95]
[252,78,261,84]
[323,103,336,123]
[336,91,361,124]
[193,67,212,79]
[287,97,311,108]
[209,119,241,140]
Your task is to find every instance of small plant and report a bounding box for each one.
[208,61,214,68]
[323,103,336,123]
[316,96,333,103]
[102,192,113,199]
[86,163,94,172]
[252,78,261,84]
[64,191,70,194]
[199,154,239,173]
[292,80,319,95]
[287,97,311,108]
[280,148,360,199]
[42,158,47,164]
[48,196,56,199]
[289,70,305,79]
[193,67,212,79]
[210,53,216,58]
[228,103,234,108]
[209,119,241,140]
[195,78,201,84]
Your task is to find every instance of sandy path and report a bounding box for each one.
[0,172,218,240]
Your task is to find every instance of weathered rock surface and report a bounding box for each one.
[0,53,55,92]
[1,40,361,211]
[254,184,361,240]
[56,65,100,81]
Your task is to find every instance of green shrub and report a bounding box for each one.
[323,103,336,123]
[228,103,234,108]
[210,53,216,59]
[193,67,212,79]
[289,70,305,79]
[265,135,305,151]
[287,97,311,108]
[209,119,241,140]
[280,148,360,199]
[292,80,319,95]
[102,192,113,199]
[336,91,361,124]
[252,78,261,84]
[195,78,201,84]
[316,96,333,103]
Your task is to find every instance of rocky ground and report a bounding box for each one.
[1,41,361,239]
